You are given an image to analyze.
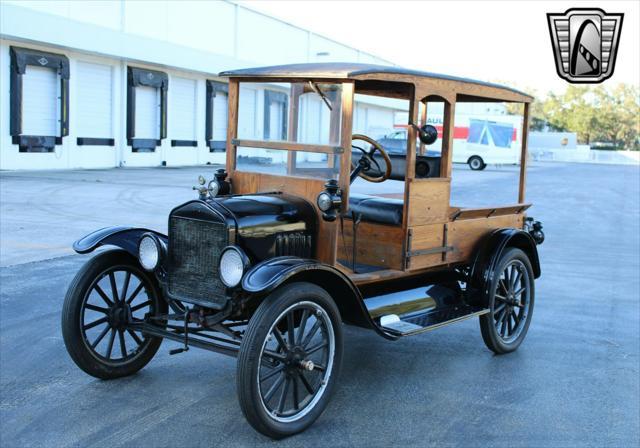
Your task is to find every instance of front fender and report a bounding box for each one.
[73,226,167,257]
[469,228,541,303]
[242,257,396,340]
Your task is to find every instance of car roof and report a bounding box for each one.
[219,62,533,102]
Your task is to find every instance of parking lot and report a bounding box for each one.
[1,162,639,447]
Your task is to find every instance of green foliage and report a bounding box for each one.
[506,84,640,150]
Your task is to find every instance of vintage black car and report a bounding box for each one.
[62,63,543,439]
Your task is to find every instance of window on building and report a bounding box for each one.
[76,61,114,146]
[170,77,197,147]
[126,67,168,152]
[9,46,69,152]
[205,80,228,152]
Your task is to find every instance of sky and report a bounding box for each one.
[237,0,640,96]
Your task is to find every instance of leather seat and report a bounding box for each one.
[348,194,404,226]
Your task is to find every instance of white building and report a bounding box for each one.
[0,0,405,170]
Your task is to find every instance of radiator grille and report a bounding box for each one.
[168,216,228,307]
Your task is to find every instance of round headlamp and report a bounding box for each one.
[219,246,248,288]
[138,234,163,271]
[208,179,220,198]
[317,192,333,212]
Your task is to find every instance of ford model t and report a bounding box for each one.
[62,63,544,438]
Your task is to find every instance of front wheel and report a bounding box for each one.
[479,248,535,354]
[62,250,166,379]
[237,282,343,439]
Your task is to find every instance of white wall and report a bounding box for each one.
[0,1,395,170]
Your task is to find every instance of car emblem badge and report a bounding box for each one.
[547,8,623,83]
[38,57,48,66]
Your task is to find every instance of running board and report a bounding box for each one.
[379,306,489,337]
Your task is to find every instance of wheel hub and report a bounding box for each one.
[283,345,312,374]
[108,303,132,330]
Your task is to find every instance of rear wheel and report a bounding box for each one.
[468,156,486,170]
[480,248,534,354]
[62,250,166,379]
[237,282,343,439]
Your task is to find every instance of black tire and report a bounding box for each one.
[468,156,486,171]
[237,282,343,439]
[480,248,535,354]
[416,162,430,177]
[62,249,166,379]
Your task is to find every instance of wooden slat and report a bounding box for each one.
[225,80,239,176]
[440,101,455,179]
[407,179,451,226]
[287,84,303,174]
[450,203,531,221]
[232,139,342,154]
[339,82,355,214]
[406,223,446,270]
[519,102,530,203]
[419,100,427,155]
[336,221,404,270]
[447,214,525,263]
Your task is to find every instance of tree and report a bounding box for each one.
[505,83,639,150]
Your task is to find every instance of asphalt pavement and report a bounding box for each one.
[0,162,638,447]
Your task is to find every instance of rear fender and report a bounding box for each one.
[242,257,396,340]
[72,226,167,258]
[468,228,541,304]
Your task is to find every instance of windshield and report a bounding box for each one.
[235,82,344,180]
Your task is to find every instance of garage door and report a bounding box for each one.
[238,87,256,139]
[171,77,196,141]
[135,86,159,139]
[212,92,228,141]
[22,65,59,136]
[77,62,112,138]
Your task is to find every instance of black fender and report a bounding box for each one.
[72,226,167,258]
[242,256,396,340]
[468,228,541,304]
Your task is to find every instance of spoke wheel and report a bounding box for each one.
[62,250,166,379]
[258,302,334,422]
[480,248,535,354]
[237,282,343,439]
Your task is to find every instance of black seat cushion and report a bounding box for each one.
[349,194,404,226]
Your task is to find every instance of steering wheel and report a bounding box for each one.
[351,134,393,183]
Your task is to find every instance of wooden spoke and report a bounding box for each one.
[105,328,116,359]
[109,272,120,303]
[494,303,506,316]
[500,312,508,337]
[296,309,310,345]
[514,287,526,297]
[94,285,114,307]
[301,320,321,348]
[84,317,108,330]
[286,312,295,346]
[91,325,111,349]
[126,328,143,346]
[118,329,127,358]
[130,300,151,313]
[292,376,300,411]
[277,377,290,414]
[495,294,508,302]
[313,364,326,372]
[511,309,520,326]
[85,304,109,314]
[260,365,285,383]
[299,372,315,394]
[126,283,145,304]
[306,341,328,356]
[263,374,285,402]
[121,272,131,304]
[263,350,287,363]
[507,313,513,335]
[272,328,289,352]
